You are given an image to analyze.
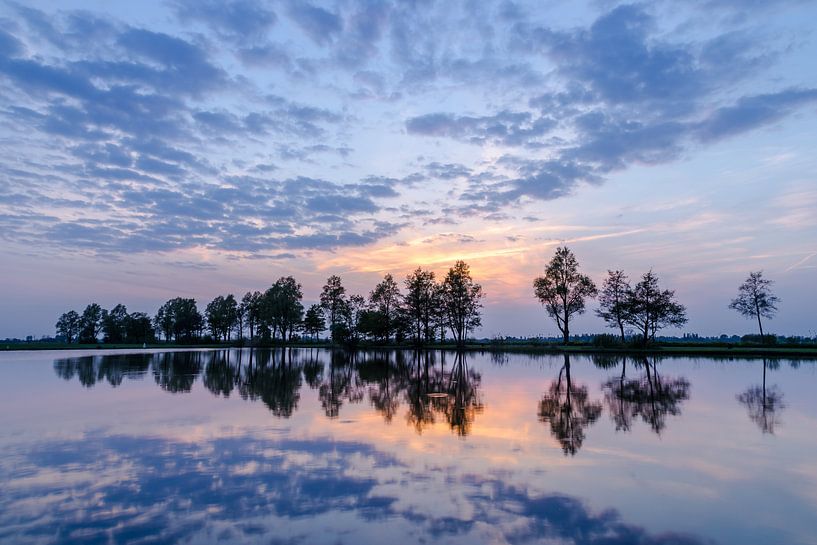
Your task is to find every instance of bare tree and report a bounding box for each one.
[729,271,779,337]
[533,247,597,344]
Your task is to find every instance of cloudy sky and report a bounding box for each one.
[1,0,816,339]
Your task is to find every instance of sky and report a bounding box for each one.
[0,0,816,339]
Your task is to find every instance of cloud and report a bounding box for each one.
[404,3,816,211]
[695,88,817,142]
[171,0,277,43]
[286,2,342,45]
[0,0,815,259]
[406,111,556,147]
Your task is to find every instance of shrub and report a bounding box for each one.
[592,333,622,348]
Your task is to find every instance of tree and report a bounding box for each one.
[320,275,346,342]
[369,273,402,343]
[622,271,687,344]
[303,304,326,340]
[440,260,484,347]
[126,312,155,344]
[729,271,780,337]
[78,303,104,344]
[241,291,263,341]
[102,304,129,343]
[334,294,366,345]
[55,310,81,344]
[404,267,439,344]
[205,295,239,342]
[533,247,597,344]
[262,277,304,343]
[596,270,630,342]
[357,309,388,341]
[235,299,246,341]
[154,298,203,342]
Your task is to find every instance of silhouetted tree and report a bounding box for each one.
[320,275,346,342]
[205,295,239,342]
[303,304,326,341]
[533,247,597,344]
[729,271,779,337]
[596,270,630,342]
[737,358,785,434]
[101,304,129,343]
[241,291,263,341]
[404,267,439,344]
[370,273,402,342]
[55,310,81,344]
[126,312,155,343]
[259,277,304,343]
[78,303,104,344]
[334,294,366,346]
[440,261,484,347]
[357,309,388,341]
[622,271,687,344]
[235,300,246,341]
[154,298,203,342]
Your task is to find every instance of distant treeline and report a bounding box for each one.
[56,260,483,347]
[54,247,784,348]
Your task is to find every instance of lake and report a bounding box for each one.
[0,348,815,544]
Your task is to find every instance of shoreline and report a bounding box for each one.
[3,341,817,358]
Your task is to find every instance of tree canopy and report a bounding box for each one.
[534,247,597,344]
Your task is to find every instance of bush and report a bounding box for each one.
[740,334,777,345]
[592,333,622,348]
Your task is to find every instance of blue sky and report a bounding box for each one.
[1,0,816,338]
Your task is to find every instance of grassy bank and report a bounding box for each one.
[3,340,817,358]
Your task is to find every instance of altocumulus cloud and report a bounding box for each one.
[0,1,815,256]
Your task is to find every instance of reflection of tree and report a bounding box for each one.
[443,351,483,436]
[302,348,325,389]
[357,351,401,423]
[400,351,483,436]
[54,354,152,387]
[601,357,689,435]
[538,353,602,456]
[601,356,635,432]
[404,351,438,432]
[152,351,204,393]
[737,358,785,434]
[239,349,302,418]
[318,351,363,418]
[203,350,241,397]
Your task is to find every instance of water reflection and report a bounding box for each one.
[737,358,786,434]
[538,353,602,455]
[600,356,690,435]
[0,432,712,545]
[53,349,484,437]
[14,349,817,544]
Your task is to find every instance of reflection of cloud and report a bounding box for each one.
[0,432,709,545]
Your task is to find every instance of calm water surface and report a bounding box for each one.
[1,348,815,545]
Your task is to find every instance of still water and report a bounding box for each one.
[0,348,815,544]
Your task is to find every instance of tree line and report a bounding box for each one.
[56,260,484,348]
[55,247,780,347]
